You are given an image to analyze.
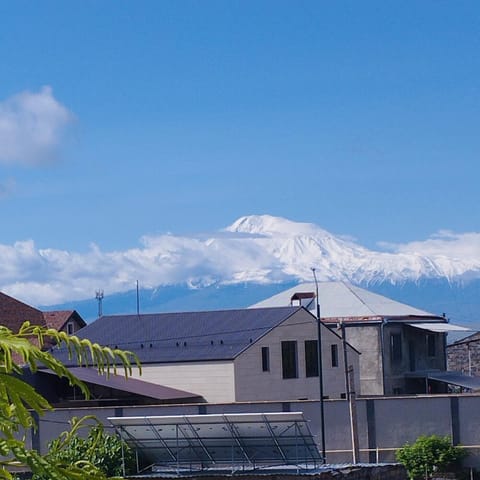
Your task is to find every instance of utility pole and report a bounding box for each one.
[311,268,326,463]
[339,321,360,463]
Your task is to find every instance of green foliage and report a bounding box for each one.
[396,434,467,479]
[33,417,135,479]
[0,321,140,479]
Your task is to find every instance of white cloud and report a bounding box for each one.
[0,86,73,166]
[0,217,479,307]
[381,231,480,263]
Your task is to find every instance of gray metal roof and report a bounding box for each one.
[405,370,480,391]
[56,306,303,365]
[251,282,442,321]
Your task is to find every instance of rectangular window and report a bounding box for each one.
[67,322,74,335]
[390,333,402,364]
[331,344,339,367]
[305,340,318,377]
[427,334,436,357]
[282,341,298,379]
[261,346,270,372]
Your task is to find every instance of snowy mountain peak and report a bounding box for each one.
[2,214,480,307]
[226,214,330,237]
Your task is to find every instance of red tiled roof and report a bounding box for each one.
[0,292,45,332]
[43,310,76,330]
[0,292,86,335]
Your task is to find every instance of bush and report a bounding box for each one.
[396,434,467,479]
[33,419,135,479]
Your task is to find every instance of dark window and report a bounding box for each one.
[390,333,402,364]
[67,322,74,335]
[305,340,318,377]
[427,334,436,357]
[261,346,270,372]
[331,344,339,367]
[282,341,298,379]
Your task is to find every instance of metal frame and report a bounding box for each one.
[109,412,322,475]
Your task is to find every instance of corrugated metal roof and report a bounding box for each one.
[55,306,302,365]
[251,282,442,321]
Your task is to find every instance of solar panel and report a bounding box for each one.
[109,412,322,474]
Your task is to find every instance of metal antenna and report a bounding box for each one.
[136,280,140,316]
[95,289,104,318]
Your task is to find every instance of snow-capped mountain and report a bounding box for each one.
[40,215,480,323]
[5,214,480,309]
[222,215,480,285]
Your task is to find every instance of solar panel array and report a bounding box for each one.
[109,412,322,473]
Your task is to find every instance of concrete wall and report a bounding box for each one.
[344,325,383,396]
[32,394,480,468]
[234,309,360,401]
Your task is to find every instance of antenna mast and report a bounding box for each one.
[136,280,140,316]
[95,289,104,317]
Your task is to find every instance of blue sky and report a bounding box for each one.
[0,1,479,304]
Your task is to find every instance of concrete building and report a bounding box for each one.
[54,306,360,403]
[252,282,472,396]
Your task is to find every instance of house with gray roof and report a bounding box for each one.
[252,282,473,396]
[55,306,360,403]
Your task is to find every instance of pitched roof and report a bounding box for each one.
[251,281,444,323]
[56,306,303,365]
[0,291,45,331]
[39,367,203,403]
[43,310,86,330]
[0,290,87,333]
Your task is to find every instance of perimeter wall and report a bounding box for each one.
[30,394,480,467]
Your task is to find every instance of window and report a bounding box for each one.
[427,334,436,357]
[305,340,318,377]
[331,344,339,367]
[67,322,74,335]
[281,341,298,379]
[390,333,402,364]
[261,347,270,372]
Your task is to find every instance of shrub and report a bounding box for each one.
[396,434,467,479]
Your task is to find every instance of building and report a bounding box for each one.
[447,332,480,377]
[252,282,473,396]
[54,306,360,403]
[0,291,85,336]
